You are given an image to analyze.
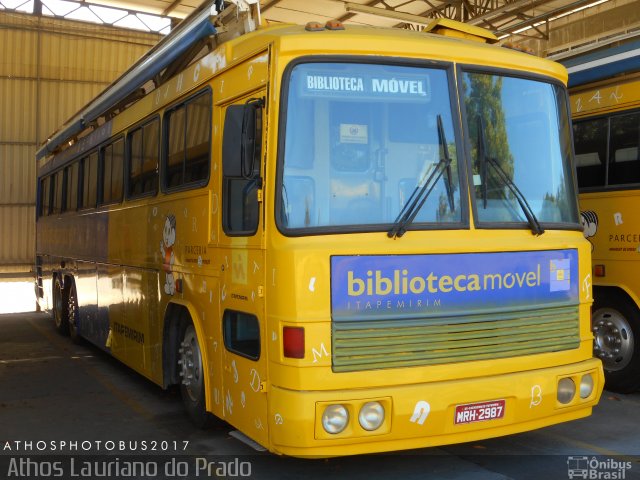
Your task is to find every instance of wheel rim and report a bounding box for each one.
[68,288,78,336]
[179,325,203,402]
[593,307,634,371]
[53,281,63,328]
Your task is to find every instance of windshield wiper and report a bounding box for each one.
[477,117,489,209]
[388,115,454,239]
[476,117,545,236]
[440,115,455,213]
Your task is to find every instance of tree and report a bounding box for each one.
[463,73,514,197]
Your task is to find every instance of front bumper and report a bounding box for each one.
[268,358,604,457]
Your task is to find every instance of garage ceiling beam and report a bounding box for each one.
[466,0,536,26]
[162,0,183,16]
[344,2,438,25]
[261,0,286,12]
[493,0,600,37]
[338,0,385,23]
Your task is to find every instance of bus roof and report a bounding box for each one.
[246,23,567,82]
[37,8,568,163]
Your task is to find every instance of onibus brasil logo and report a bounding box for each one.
[567,456,632,479]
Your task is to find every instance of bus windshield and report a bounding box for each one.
[461,71,578,227]
[278,62,462,232]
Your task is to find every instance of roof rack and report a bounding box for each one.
[36,0,261,161]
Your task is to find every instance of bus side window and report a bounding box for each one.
[101,138,124,205]
[39,176,51,217]
[81,152,98,209]
[164,90,211,190]
[222,99,263,235]
[223,310,260,360]
[52,170,65,215]
[127,119,159,198]
[65,162,79,212]
[608,112,640,186]
[573,118,607,189]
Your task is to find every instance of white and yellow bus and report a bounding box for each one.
[36,0,602,457]
[571,61,640,392]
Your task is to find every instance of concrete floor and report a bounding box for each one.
[1,311,639,479]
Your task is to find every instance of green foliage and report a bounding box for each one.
[464,73,514,181]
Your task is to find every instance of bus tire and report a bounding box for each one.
[53,276,69,335]
[592,291,640,393]
[67,280,82,344]
[178,322,210,428]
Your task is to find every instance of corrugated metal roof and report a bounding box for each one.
[87,0,628,40]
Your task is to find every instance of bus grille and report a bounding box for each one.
[332,305,580,372]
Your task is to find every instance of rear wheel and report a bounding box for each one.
[593,291,640,392]
[52,276,69,335]
[67,281,82,344]
[178,323,210,428]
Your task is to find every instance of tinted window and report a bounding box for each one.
[222,100,263,235]
[81,152,98,209]
[164,90,211,189]
[128,119,159,198]
[574,118,607,189]
[608,112,640,186]
[65,162,79,212]
[40,177,51,217]
[102,138,124,204]
[52,170,64,215]
[223,311,260,360]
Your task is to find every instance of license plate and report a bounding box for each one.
[454,399,505,425]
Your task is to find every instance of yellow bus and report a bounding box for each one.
[35,0,602,457]
[571,65,640,392]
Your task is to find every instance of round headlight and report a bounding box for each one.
[358,402,385,431]
[322,405,349,434]
[557,377,576,404]
[580,373,594,399]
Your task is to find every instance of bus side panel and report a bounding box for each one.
[215,53,270,447]
[98,263,124,352]
[580,190,640,308]
[75,261,99,344]
[102,202,163,385]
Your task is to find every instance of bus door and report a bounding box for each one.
[219,89,268,447]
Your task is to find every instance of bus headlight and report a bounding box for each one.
[557,377,576,404]
[358,401,385,431]
[322,405,349,434]
[580,373,594,399]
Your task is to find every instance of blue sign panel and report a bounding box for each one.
[331,250,579,320]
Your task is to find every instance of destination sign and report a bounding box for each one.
[301,72,431,100]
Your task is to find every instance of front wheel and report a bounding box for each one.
[593,292,640,392]
[178,323,210,428]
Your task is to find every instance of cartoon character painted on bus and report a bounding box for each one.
[161,214,177,295]
[580,210,598,251]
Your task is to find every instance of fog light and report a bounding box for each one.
[322,405,349,434]
[557,377,576,404]
[358,402,384,431]
[580,373,594,399]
